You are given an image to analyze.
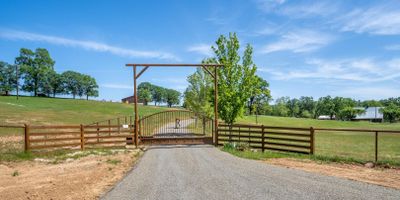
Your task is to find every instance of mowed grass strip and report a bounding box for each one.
[238,115,400,164]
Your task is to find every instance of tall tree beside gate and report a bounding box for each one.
[15,48,55,96]
[0,61,17,95]
[212,33,258,124]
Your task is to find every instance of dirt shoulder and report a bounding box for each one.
[0,149,142,200]
[265,158,400,190]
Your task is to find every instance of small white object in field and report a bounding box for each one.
[122,124,129,129]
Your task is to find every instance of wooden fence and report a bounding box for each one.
[217,123,314,154]
[24,123,135,151]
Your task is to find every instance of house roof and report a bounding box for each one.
[354,107,383,119]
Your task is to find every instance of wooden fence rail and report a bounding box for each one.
[217,123,314,154]
[21,122,135,151]
[217,123,400,162]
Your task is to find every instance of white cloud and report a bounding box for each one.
[261,30,333,54]
[0,29,180,61]
[385,44,400,51]
[255,0,286,12]
[101,84,132,89]
[262,58,400,83]
[336,87,400,100]
[187,44,213,56]
[279,1,339,18]
[338,4,400,35]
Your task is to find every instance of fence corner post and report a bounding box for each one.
[24,123,29,152]
[80,124,85,150]
[310,127,315,155]
[261,125,265,152]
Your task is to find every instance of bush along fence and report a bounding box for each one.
[217,123,314,154]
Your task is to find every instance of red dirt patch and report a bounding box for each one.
[0,150,141,200]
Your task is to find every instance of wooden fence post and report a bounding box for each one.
[96,122,99,143]
[375,131,378,163]
[117,118,120,134]
[80,124,85,150]
[108,120,111,136]
[261,125,265,152]
[310,127,315,155]
[24,124,29,152]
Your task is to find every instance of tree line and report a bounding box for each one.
[138,82,181,107]
[0,48,98,100]
[260,96,400,122]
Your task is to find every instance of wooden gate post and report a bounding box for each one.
[214,66,218,146]
[24,124,29,152]
[133,66,139,147]
[310,127,315,155]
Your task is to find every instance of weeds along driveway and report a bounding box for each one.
[102,145,400,200]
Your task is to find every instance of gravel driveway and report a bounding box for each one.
[102,145,400,200]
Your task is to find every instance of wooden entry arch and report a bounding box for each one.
[125,63,223,146]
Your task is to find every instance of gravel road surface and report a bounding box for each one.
[102,145,400,200]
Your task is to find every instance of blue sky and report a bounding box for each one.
[1,0,399,101]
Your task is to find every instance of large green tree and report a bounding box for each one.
[138,88,152,105]
[165,89,180,107]
[381,103,400,123]
[15,48,55,96]
[316,96,335,119]
[40,69,62,97]
[286,98,300,117]
[151,86,165,106]
[81,75,99,100]
[298,96,316,118]
[62,71,81,99]
[0,61,17,96]
[213,33,258,124]
[247,75,271,115]
[272,97,290,117]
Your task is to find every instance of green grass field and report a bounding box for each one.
[0,96,170,125]
[238,115,400,164]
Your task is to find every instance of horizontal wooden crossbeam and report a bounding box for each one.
[126,63,223,67]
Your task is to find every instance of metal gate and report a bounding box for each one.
[138,110,214,145]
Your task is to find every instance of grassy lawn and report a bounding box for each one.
[237,115,400,164]
[0,96,171,125]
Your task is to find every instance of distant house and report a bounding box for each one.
[121,95,143,104]
[317,115,335,120]
[352,107,384,122]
